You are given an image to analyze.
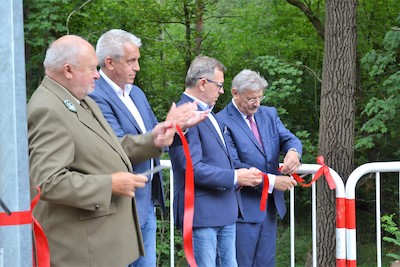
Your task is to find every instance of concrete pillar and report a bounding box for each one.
[0,0,32,266]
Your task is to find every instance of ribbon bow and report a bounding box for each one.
[314,156,336,190]
[278,156,336,190]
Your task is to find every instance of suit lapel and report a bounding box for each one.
[129,87,152,131]
[204,115,229,156]
[97,77,144,133]
[254,111,271,156]
[180,94,230,157]
[83,98,133,171]
[227,102,265,155]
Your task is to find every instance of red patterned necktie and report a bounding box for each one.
[247,115,262,147]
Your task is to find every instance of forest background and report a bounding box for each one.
[23,0,400,266]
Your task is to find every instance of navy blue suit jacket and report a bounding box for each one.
[89,76,166,226]
[169,94,242,229]
[216,101,302,222]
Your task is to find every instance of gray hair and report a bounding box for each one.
[43,35,82,72]
[185,56,226,88]
[96,29,142,68]
[232,69,268,93]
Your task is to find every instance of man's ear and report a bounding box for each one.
[232,88,238,98]
[63,64,73,79]
[104,57,114,70]
[198,78,206,91]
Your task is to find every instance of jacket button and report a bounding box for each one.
[95,204,100,210]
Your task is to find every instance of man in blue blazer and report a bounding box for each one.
[169,57,263,267]
[216,69,302,267]
[89,29,167,267]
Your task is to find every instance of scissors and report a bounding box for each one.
[140,165,170,182]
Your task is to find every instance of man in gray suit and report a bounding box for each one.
[28,35,203,267]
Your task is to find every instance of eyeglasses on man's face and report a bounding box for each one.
[247,96,265,104]
[199,78,224,90]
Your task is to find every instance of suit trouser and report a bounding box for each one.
[128,210,157,267]
[236,203,278,267]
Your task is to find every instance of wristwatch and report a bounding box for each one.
[288,148,301,161]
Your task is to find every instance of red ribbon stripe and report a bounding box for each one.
[0,186,50,267]
[176,125,197,267]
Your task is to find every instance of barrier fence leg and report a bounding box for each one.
[336,197,346,267]
[0,1,32,266]
[346,199,357,267]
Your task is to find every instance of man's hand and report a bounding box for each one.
[111,172,148,197]
[151,121,176,147]
[236,167,263,187]
[280,150,301,175]
[274,175,297,192]
[166,102,208,130]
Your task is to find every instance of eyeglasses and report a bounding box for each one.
[247,96,265,104]
[199,78,224,90]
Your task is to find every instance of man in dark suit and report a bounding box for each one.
[216,69,302,267]
[89,29,204,267]
[28,35,179,267]
[169,57,263,267]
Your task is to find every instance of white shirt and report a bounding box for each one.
[100,70,147,133]
[183,93,225,145]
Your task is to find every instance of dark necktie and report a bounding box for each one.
[80,99,92,114]
[247,115,262,147]
[80,99,101,125]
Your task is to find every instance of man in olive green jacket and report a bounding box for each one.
[28,35,203,267]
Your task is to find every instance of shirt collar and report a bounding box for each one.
[183,92,213,111]
[100,69,132,96]
[231,99,249,120]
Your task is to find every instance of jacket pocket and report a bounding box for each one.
[78,202,117,220]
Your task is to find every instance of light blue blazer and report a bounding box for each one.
[89,76,166,226]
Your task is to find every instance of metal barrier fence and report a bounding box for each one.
[291,164,346,267]
[345,162,400,267]
[160,160,400,266]
[160,160,346,267]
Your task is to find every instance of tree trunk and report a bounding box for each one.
[182,0,192,70]
[194,0,204,56]
[317,0,357,266]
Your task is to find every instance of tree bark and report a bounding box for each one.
[194,0,204,56]
[317,0,357,266]
[182,0,192,70]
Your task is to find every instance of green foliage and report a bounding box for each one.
[357,0,400,55]
[356,16,400,161]
[381,214,400,261]
[276,225,312,266]
[23,0,73,95]
[22,0,400,265]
